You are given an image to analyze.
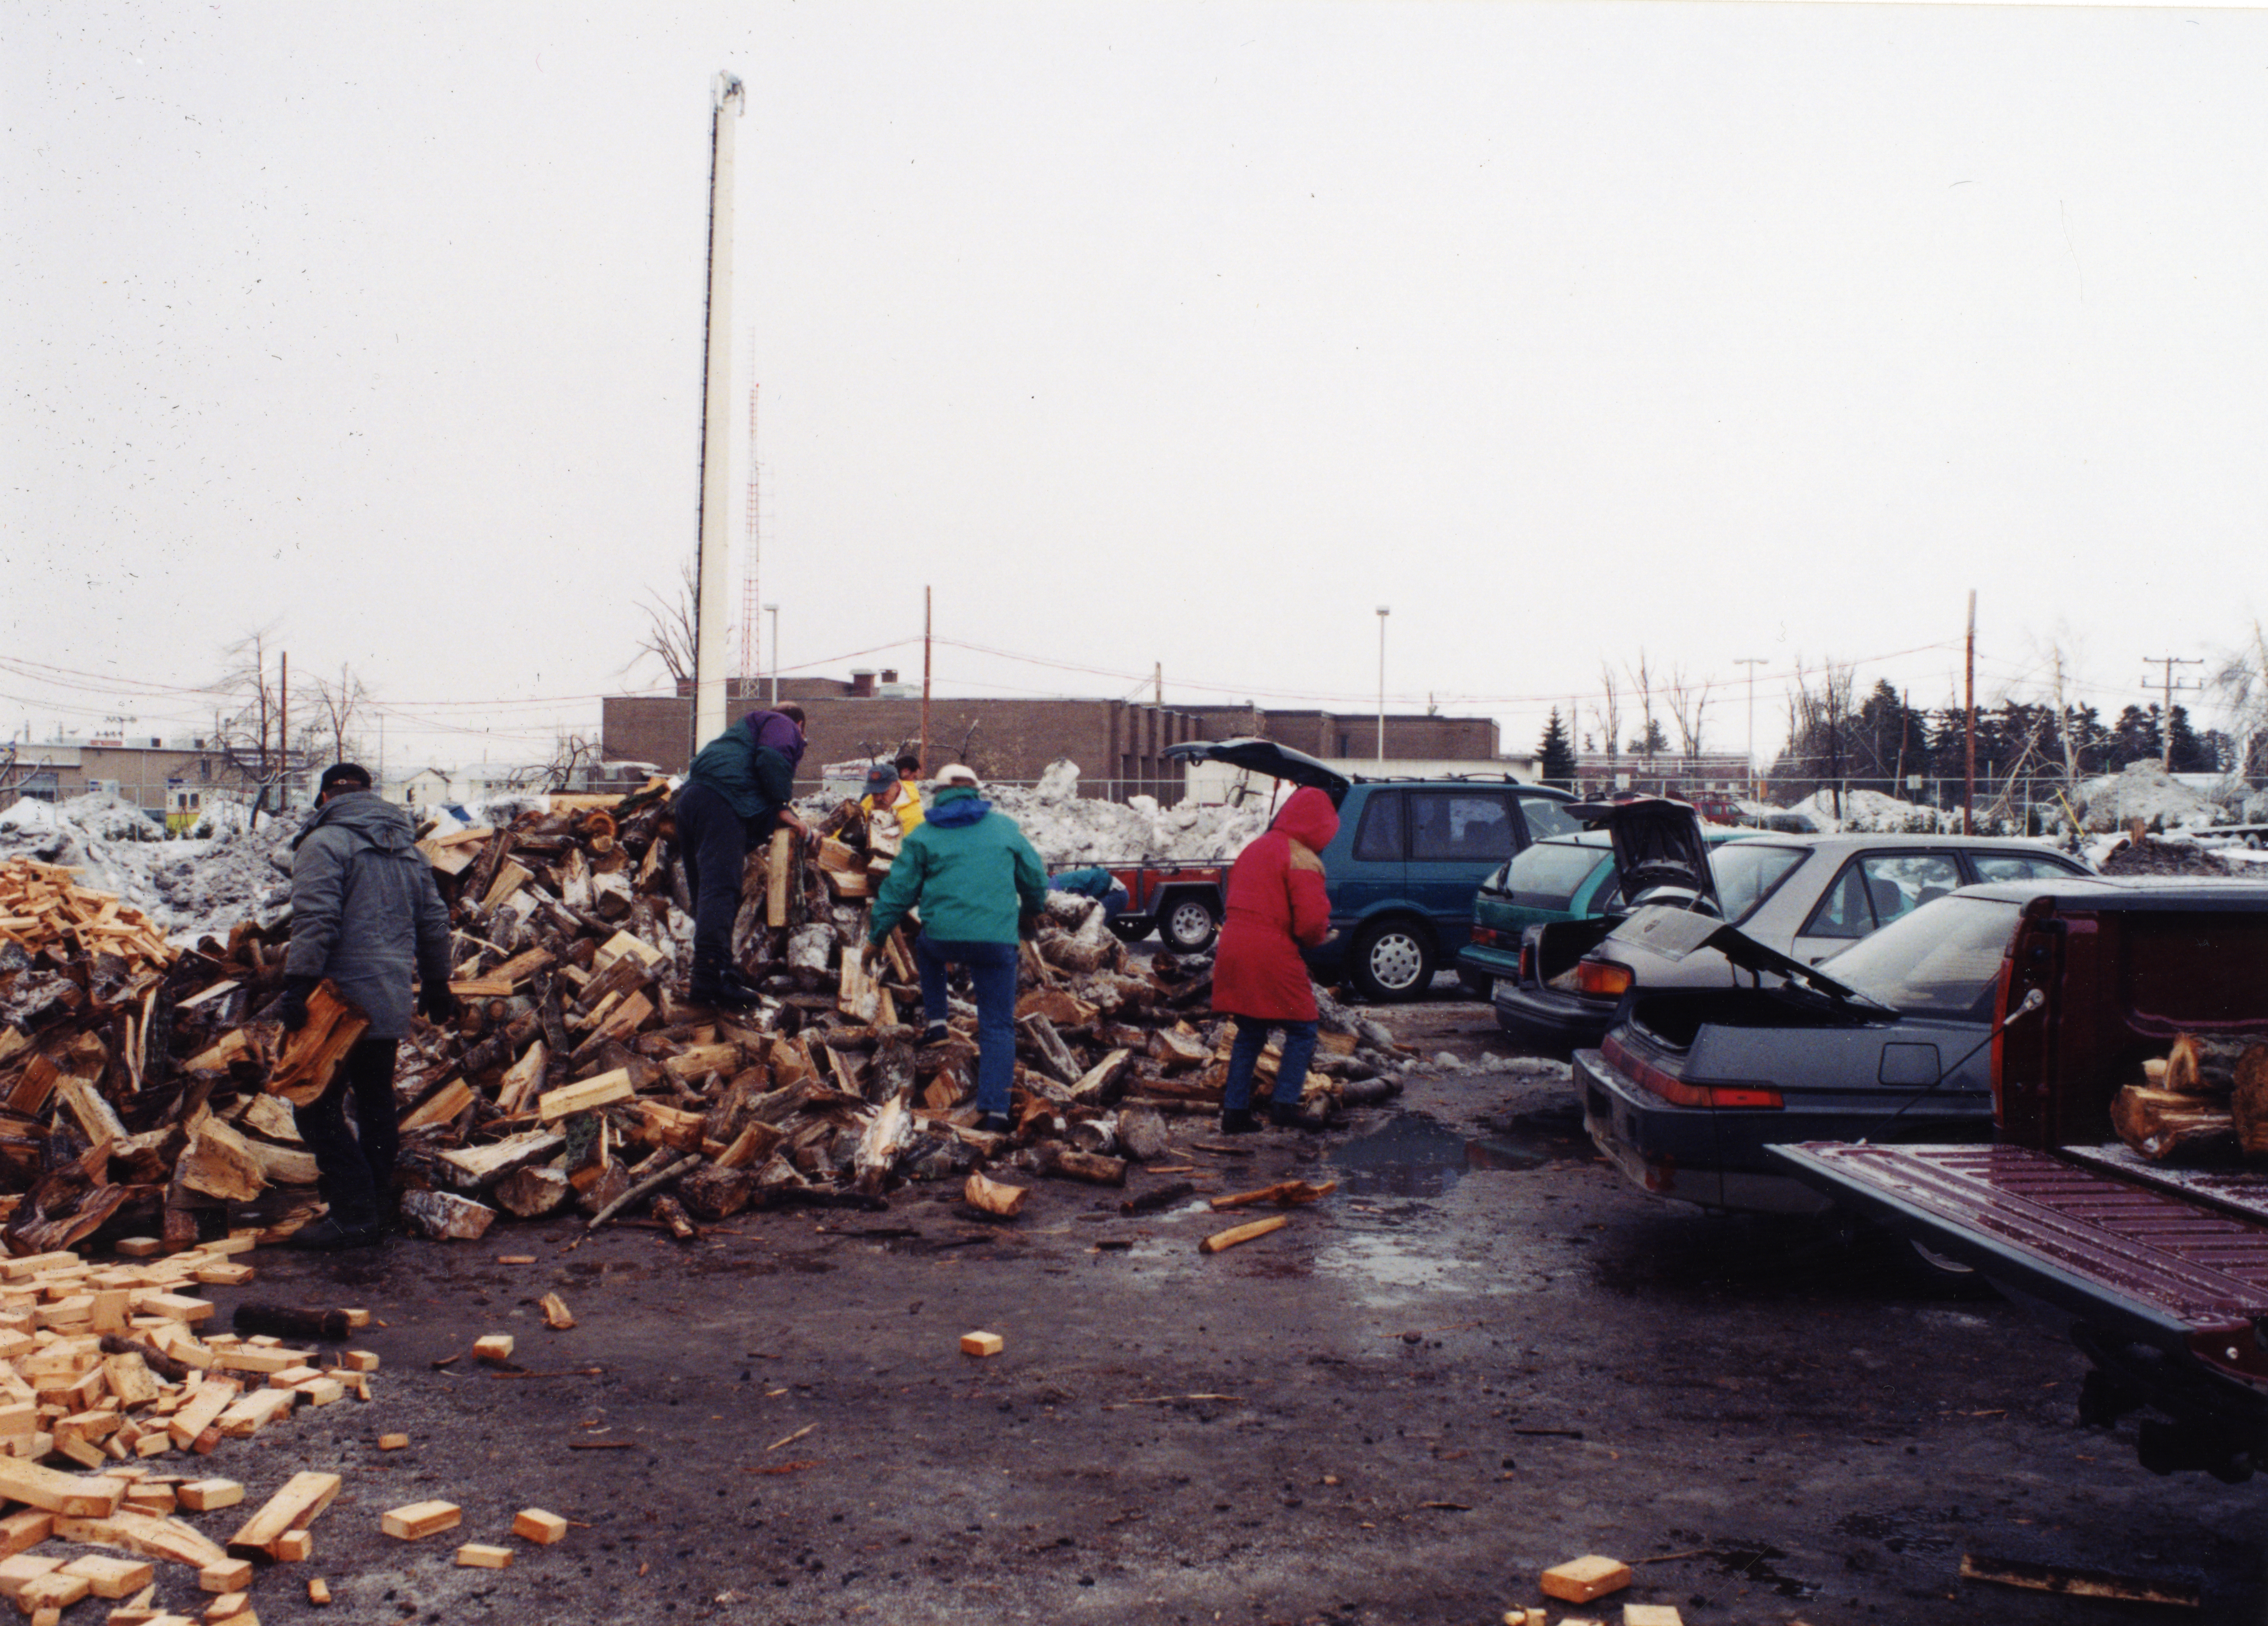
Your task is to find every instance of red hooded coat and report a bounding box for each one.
[1211,786,1340,1023]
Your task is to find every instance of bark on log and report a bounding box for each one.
[2230,1044,2268,1158]
[2110,1084,2239,1163]
[2165,1033,2253,1095]
[963,1170,1029,1217]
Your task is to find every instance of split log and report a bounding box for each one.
[2110,1085,2238,1164]
[1018,1015,1081,1086]
[1199,1214,1290,1254]
[397,1190,497,1241]
[1036,1142,1127,1188]
[765,830,794,929]
[678,1164,755,1221]
[2164,1033,2253,1096]
[493,1165,572,1219]
[963,1171,1029,1218]
[1118,1107,1171,1162]
[652,1195,698,1241]
[1209,1178,1337,1211]
[2230,1044,2268,1158]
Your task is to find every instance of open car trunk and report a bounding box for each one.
[1161,739,1353,807]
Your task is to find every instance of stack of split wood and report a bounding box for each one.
[0,1235,381,1589]
[0,782,1411,1251]
[2109,1033,2268,1163]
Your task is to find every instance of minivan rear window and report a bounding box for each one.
[1507,841,1610,910]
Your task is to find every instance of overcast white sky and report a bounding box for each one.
[6,1,2264,777]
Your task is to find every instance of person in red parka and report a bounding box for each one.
[1212,785,1340,1132]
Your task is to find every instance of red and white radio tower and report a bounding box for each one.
[737,366,761,689]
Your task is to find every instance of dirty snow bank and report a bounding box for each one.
[1785,788,1950,833]
[0,794,301,944]
[799,759,1274,867]
[2076,762,2230,834]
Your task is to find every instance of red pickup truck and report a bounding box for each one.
[1054,861,1230,952]
[1772,878,2268,1482]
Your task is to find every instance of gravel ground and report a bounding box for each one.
[142,997,2267,1626]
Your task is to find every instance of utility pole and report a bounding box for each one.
[279,650,289,812]
[921,587,933,777]
[764,604,779,707]
[1963,591,1977,835]
[690,71,745,761]
[1375,607,1390,764]
[1735,657,1765,797]
[2142,655,2204,770]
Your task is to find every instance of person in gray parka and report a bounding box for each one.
[276,763,455,1249]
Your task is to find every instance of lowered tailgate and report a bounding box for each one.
[1771,1141,2268,1401]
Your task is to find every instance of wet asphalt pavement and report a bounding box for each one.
[161,998,2265,1625]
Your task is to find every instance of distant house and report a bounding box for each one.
[397,768,454,808]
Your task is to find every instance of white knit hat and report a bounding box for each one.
[934,764,980,788]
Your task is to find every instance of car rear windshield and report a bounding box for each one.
[1709,843,1805,925]
[1506,840,1609,909]
[1819,896,2019,1020]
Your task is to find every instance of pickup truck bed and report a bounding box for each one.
[1775,1139,2268,1473]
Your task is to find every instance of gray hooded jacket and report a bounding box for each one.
[285,791,452,1040]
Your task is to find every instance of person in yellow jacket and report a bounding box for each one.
[859,755,925,841]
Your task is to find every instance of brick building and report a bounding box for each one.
[600,677,1505,804]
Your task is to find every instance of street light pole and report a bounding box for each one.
[1375,607,1390,764]
[764,604,779,706]
[1735,657,1765,797]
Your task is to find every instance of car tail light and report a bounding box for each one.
[1470,926,1500,949]
[1518,940,1535,982]
[1572,959,1634,999]
[1601,1033,1783,1110]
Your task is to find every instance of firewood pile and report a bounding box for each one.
[0,786,1411,1253]
[2109,1033,2268,1163]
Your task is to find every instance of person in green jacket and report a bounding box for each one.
[675,706,818,1008]
[865,764,1046,1131]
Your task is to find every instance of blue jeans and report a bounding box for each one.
[1223,1016,1318,1112]
[914,934,1019,1115]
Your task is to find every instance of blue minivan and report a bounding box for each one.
[1162,739,1580,1001]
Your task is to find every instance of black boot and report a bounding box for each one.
[1268,1102,1321,1133]
[689,948,763,1010]
[287,1212,385,1251]
[1219,1107,1261,1135]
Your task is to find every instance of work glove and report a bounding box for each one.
[417,980,459,1026]
[860,939,882,971]
[1017,909,1040,941]
[276,975,318,1033]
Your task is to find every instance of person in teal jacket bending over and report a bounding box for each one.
[865,764,1047,1132]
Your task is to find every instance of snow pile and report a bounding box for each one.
[1784,787,1947,834]
[2077,762,2223,834]
[0,793,306,946]
[813,757,1274,867]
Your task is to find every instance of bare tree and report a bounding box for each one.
[1626,651,1661,766]
[511,731,604,793]
[1664,665,1712,761]
[303,664,371,769]
[628,559,697,687]
[1593,664,1621,772]
[2209,620,2268,781]
[212,629,297,820]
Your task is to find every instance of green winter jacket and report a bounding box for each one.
[868,787,1047,946]
[685,726,797,833]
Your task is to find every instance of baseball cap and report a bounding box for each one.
[861,764,898,798]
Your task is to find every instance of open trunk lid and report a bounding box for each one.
[1566,793,1722,915]
[1162,739,1353,807]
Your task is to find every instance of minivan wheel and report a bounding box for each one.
[1160,896,1219,953]
[1351,919,1434,1002]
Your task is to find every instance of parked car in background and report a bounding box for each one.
[1458,824,1767,998]
[1162,738,1579,1001]
[1495,804,2094,1050]
[1575,880,2122,1214]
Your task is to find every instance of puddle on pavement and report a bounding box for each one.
[1329,1112,1549,1199]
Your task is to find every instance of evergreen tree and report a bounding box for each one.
[2167,704,2213,772]
[2108,705,2162,770]
[1537,708,1577,788]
